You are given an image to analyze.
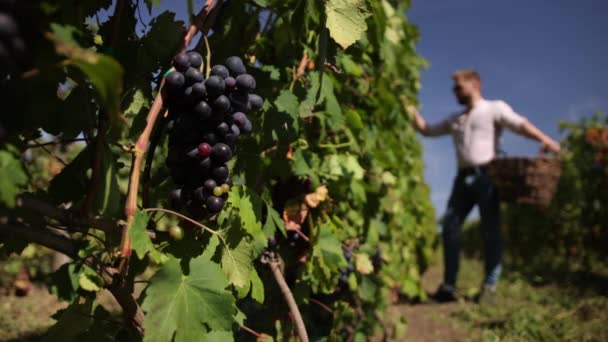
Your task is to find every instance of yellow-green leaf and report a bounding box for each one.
[325,0,371,49]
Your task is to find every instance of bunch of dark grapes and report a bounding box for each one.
[339,245,355,285]
[164,52,262,218]
[0,0,26,69]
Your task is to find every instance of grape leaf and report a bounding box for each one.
[264,203,287,237]
[93,144,121,216]
[275,90,300,124]
[139,11,186,73]
[46,299,95,341]
[48,145,91,205]
[78,266,105,292]
[48,263,81,302]
[128,210,162,263]
[142,255,236,342]
[304,221,347,292]
[0,145,27,208]
[49,24,126,138]
[325,0,371,49]
[144,0,160,13]
[217,228,255,288]
[249,267,265,303]
[222,186,263,237]
[252,0,269,7]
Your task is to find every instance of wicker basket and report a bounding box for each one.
[487,156,562,207]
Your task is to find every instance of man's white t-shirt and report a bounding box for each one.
[426,99,527,169]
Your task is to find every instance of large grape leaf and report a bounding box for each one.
[0,145,27,208]
[325,0,371,49]
[142,255,236,342]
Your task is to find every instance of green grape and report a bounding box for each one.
[169,226,184,240]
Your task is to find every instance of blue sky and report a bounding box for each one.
[407,0,608,217]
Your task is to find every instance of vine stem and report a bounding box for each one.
[267,254,309,342]
[118,0,220,273]
[309,298,333,314]
[240,325,263,339]
[142,208,220,238]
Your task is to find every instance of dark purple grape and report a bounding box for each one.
[173,53,190,72]
[169,188,183,209]
[198,157,212,173]
[205,75,226,98]
[186,147,200,159]
[194,187,207,203]
[229,92,251,113]
[185,67,204,85]
[242,119,252,133]
[224,77,236,91]
[212,95,231,113]
[211,165,229,183]
[216,122,230,136]
[0,13,18,38]
[236,74,256,92]
[193,101,212,120]
[187,51,203,69]
[249,94,264,110]
[225,56,247,76]
[166,120,175,131]
[232,112,248,129]
[201,132,219,145]
[191,82,206,99]
[230,124,240,137]
[211,143,232,163]
[204,179,217,191]
[165,72,185,93]
[206,196,225,213]
[210,65,230,79]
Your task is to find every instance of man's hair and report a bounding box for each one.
[452,69,481,83]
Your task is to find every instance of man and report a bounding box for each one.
[409,69,560,303]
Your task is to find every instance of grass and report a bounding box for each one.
[450,255,608,341]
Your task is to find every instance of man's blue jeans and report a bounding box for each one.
[442,169,502,288]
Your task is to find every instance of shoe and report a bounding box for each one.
[429,284,457,303]
[476,285,497,305]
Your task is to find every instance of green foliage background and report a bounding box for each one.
[0,0,436,340]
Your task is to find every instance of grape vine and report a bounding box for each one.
[0,0,436,341]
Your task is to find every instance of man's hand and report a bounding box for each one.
[541,137,561,154]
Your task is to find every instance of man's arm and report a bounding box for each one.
[517,120,561,153]
[407,105,450,137]
[496,101,561,153]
